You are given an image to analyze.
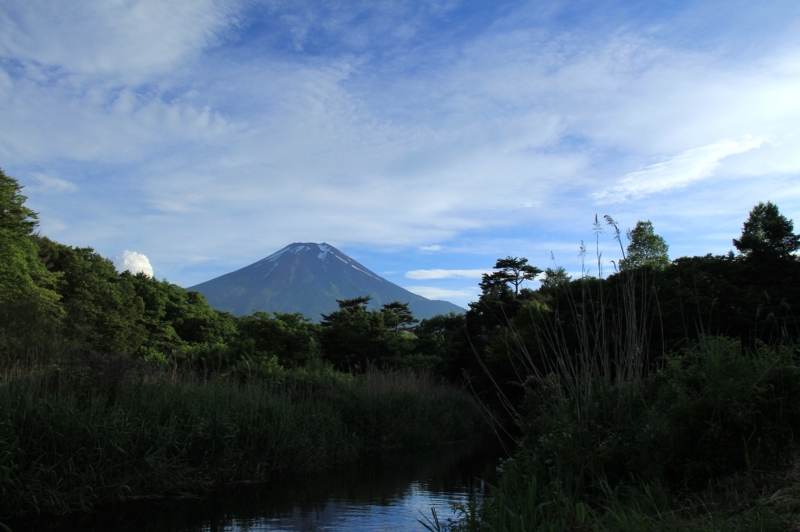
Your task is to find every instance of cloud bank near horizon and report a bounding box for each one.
[405,269,489,280]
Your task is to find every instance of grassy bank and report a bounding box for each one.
[0,354,482,520]
[438,334,800,530]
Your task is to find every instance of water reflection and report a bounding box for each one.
[11,438,502,532]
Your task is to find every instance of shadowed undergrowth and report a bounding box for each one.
[435,255,800,531]
[0,357,482,520]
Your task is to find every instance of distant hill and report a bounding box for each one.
[189,243,465,321]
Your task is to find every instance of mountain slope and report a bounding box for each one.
[189,243,465,321]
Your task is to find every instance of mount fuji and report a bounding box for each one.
[189,243,465,321]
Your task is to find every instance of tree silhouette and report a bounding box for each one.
[733,201,800,260]
[481,256,542,296]
[539,266,572,290]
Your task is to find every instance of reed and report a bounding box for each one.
[0,357,481,520]
[453,244,800,531]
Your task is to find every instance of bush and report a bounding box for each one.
[640,338,800,488]
[466,336,800,531]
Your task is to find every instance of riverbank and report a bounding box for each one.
[0,355,483,521]
[441,336,800,531]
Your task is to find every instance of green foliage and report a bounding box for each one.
[539,266,571,291]
[0,171,63,359]
[640,338,800,488]
[481,257,542,296]
[232,311,319,367]
[467,256,544,342]
[733,201,800,260]
[0,167,38,236]
[619,220,669,271]
[456,206,800,532]
[125,273,237,360]
[0,362,480,518]
[381,301,419,333]
[0,229,63,356]
[36,237,147,355]
[462,337,800,532]
[321,296,385,368]
[320,297,431,370]
[414,312,469,375]
[655,252,800,349]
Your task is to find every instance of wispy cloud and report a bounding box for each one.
[29,173,77,193]
[593,138,767,204]
[404,286,475,303]
[0,0,238,80]
[418,245,442,252]
[2,2,800,288]
[405,269,489,280]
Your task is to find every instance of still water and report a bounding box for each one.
[12,439,503,532]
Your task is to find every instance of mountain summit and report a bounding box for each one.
[189,243,464,321]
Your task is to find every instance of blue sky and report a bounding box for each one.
[2,1,799,309]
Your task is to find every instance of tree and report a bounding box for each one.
[124,272,237,359]
[0,172,62,354]
[233,311,318,367]
[36,237,146,355]
[413,311,468,376]
[733,201,800,260]
[320,296,385,368]
[481,257,542,296]
[619,221,670,271]
[0,167,38,236]
[539,266,572,291]
[0,230,63,351]
[381,301,418,333]
[319,297,419,369]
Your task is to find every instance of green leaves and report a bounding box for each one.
[539,266,572,291]
[733,201,800,260]
[482,257,543,296]
[37,237,146,355]
[319,297,430,369]
[619,221,669,271]
[233,311,318,367]
[0,171,63,359]
[0,228,63,355]
[0,168,38,237]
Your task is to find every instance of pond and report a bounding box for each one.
[9,438,504,532]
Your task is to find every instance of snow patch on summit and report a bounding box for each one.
[317,244,331,260]
[256,243,312,266]
[257,247,291,265]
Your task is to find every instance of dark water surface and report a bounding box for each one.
[10,439,503,532]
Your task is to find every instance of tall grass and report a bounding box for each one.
[0,353,481,520]
[452,252,800,531]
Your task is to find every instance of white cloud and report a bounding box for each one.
[0,0,238,80]
[114,250,153,277]
[3,2,800,288]
[405,269,489,280]
[593,138,767,204]
[29,173,78,193]
[418,245,442,252]
[404,286,476,301]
